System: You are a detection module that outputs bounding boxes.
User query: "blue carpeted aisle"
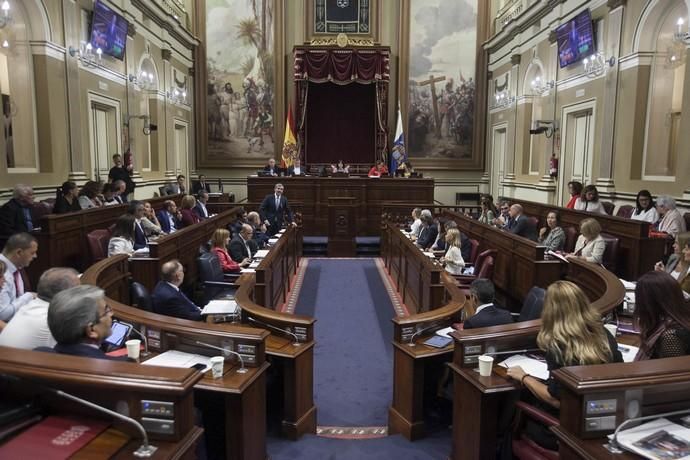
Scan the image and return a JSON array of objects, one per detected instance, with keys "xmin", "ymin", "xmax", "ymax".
[{"xmin": 267, "ymin": 258, "xmax": 450, "ymax": 459}]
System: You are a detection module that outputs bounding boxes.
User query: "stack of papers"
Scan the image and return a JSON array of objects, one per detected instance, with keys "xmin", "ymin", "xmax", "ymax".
[
  {"xmin": 613, "ymin": 418, "xmax": 690, "ymax": 460},
  {"xmin": 498, "ymin": 354, "xmax": 549, "ymax": 380},
  {"xmin": 143, "ymin": 350, "xmax": 212, "ymax": 372},
  {"xmin": 268, "ymin": 238, "xmax": 279, "ymax": 244},
  {"xmin": 620, "ymin": 279, "xmax": 637, "ymax": 290},
  {"xmin": 617, "ymin": 343, "xmax": 639, "ymax": 363},
  {"xmin": 249, "ymin": 261, "xmax": 261, "ymax": 269},
  {"xmin": 423, "ymin": 252, "xmax": 436, "ymax": 258},
  {"xmin": 201, "ymin": 299, "xmax": 238, "ymax": 315},
  {"xmin": 546, "ymin": 250, "xmax": 569, "ymax": 263},
  {"xmin": 240, "ymin": 268, "xmax": 256, "ymax": 273},
  {"xmin": 132, "ymin": 247, "xmax": 150, "ymax": 256},
  {"xmin": 435, "ymin": 326, "xmax": 456, "ymax": 338},
  {"xmin": 254, "ymin": 249, "xmax": 269, "ymax": 258}
]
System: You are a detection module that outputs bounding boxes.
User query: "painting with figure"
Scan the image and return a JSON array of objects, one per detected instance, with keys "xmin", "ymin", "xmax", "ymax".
[
  {"xmin": 206, "ymin": 0, "xmax": 274, "ymax": 160},
  {"xmin": 407, "ymin": 0, "xmax": 477, "ymax": 159}
]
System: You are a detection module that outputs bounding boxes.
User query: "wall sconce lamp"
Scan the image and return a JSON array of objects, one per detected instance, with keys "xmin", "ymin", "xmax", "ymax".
[
  {"xmin": 0, "ymin": 1, "xmax": 12, "ymax": 29},
  {"xmin": 68, "ymin": 42, "xmax": 103, "ymax": 68},
  {"xmin": 129, "ymin": 71, "xmax": 156, "ymax": 91},
  {"xmin": 530, "ymin": 76, "xmax": 555, "ymax": 96},
  {"xmin": 494, "ymin": 90, "xmax": 515, "ymax": 109},
  {"xmin": 167, "ymin": 87, "xmax": 187, "ymax": 104},
  {"xmin": 583, "ymin": 52, "xmax": 616, "ymax": 78},
  {"xmin": 674, "ymin": 18, "xmax": 690, "ymax": 45}
]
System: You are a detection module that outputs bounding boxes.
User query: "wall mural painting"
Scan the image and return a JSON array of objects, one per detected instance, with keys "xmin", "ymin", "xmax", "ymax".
[
  {"xmin": 407, "ymin": 0, "xmax": 477, "ymax": 159},
  {"xmin": 206, "ymin": 0, "xmax": 275, "ymax": 160}
]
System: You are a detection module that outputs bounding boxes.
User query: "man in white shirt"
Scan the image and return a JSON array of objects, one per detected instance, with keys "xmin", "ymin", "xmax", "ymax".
[
  {"xmin": 0, "ymin": 232, "xmax": 38, "ymax": 322},
  {"xmin": 194, "ymin": 191, "xmax": 210, "ymax": 220},
  {"xmin": 0, "ymin": 267, "xmax": 80, "ymax": 349}
]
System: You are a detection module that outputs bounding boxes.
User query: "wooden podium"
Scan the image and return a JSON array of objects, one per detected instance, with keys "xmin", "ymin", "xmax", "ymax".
[{"xmin": 328, "ymin": 197, "xmax": 357, "ymax": 257}]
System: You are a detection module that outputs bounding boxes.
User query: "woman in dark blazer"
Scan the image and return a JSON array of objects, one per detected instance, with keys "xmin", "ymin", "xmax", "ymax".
[{"xmin": 53, "ymin": 182, "xmax": 81, "ymax": 214}]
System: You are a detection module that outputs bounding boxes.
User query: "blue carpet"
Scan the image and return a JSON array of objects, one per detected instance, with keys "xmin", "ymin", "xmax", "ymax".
[{"xmin": 295, "ymin": 258, "xmax": 394, "ymax": 426}]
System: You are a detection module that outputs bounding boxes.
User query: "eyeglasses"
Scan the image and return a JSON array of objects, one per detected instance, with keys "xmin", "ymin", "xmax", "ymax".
[{"xmin": 100, "ymin": 304, "xmax": 113, "ymax": 318}]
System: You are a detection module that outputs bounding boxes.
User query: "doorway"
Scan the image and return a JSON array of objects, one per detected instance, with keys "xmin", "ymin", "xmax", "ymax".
[
  {"xmin": 88, "ymin": 93, "xmax": 121, "ymax": 182},
  {"xmin": 491, "ymin": 124, "xmax": 507, "ymax": 199},
  {"xmin": 558, "ymin": 101, "xmax": 595, "ymax": 205}
]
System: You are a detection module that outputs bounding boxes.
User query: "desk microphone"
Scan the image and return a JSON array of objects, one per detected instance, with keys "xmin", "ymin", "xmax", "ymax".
[
  {"xmin": 408, "ymin": 322, "xmax": 444, "ymax": 347},
  {"xmin": 247, "ymin": 316, "xmax": 301, "ymax": 346},
  {"xmin": 0, "ymin": 373, "xmax": 157, "ymax": 457},
  {"xmin": 130, "ymin": 325, "xmax": 150, "ymax": 358},
  {"xmin": 482, "ymin": 348, "xmax": 541, "ymax": 357},
  {"xmin": 194, "ymin": 340, "xmax": 248, "ymax": 374}
]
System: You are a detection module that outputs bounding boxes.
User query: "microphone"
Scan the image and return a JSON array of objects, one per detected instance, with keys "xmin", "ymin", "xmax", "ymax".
[
  {"xmin": 482, "ymin": 348, "xmax": 541, "ymax": 357},
  {"xmin": 247, "ymin": 316, "xmax": 301, "ymax": 346},
  {"xmin": 130, "ymin": 325, "xmax": 150, "ymax": 358},
  {"xmin": 408, "ymin": 322, "xmax": 445, "ymax": 347},
  {"xmin": 0, "ymin": 373, "xmax": 158, "ymax": 457},
  {"xmin": 194, "ymin": 340, "xmax": 248, "ymax": 374}
]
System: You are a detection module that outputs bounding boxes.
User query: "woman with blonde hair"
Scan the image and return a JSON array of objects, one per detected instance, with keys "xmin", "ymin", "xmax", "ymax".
[
  {"xmin": 210, "ymin": 228, "xmax": 248, "ymax": 273},
  {"xmin": 567, "ymin": 218, "xmax": 605, "ymax": 264},
  {"xmin": 180, "ymin": 195, "xmax": 200, "ymax": 227},
  {"xmin": 440, "ymin": 228, "xmax": 465, "ymax": 275},
  {"xmin": 506, "ymin": 281, "xmax": 622, "ymax": 450}
]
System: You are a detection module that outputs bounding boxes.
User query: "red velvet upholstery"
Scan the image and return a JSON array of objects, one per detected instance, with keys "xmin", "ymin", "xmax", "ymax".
[
  {"xmin": 87, "ymin": 229, "xmax": 111, "ymax": 264},
  {"xmin": 453, "ymin": 249, "xmax": 497, "ymax": 286},
  {"xmin": 601, "ymin": 201, "xmax": 615, "ymax": 215},
  {"xmin": 600, "ymin": 232, "xmax": 620, "ymax": 273},
  {"xmin": 563, "ymin": 226, "xmax": 578, "ymax": 253},
  {"xmin": 469, "ymin": 239, "xmax": 479, "ymax": 264},
  {"xmin": 512, "ymin": 401, "xmax": 559, "ymax": 460},
  {"xmin": 616, "ymin": 204, "xmax": 634, "ymax": 219}
]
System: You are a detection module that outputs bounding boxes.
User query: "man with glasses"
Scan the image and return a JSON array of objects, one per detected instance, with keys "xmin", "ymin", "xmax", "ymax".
[
  {"xmin": 230, "ymin": 224, "xmax": 257, "ymax": 263},
  {"xmin": 45, "ymin": 285, "xmax": 126, "ymax": 360},
  {"xmin": 151, "ymin": 260, "xmax": 202, "ymax": 321}
]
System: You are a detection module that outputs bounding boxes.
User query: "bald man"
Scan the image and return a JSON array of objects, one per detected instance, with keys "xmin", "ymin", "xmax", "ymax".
[{"xmin": 151, "ymin": 260, "xmax": 202, "ymax": 321}]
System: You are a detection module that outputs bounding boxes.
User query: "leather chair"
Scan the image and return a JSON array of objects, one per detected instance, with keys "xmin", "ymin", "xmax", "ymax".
[
  {"xmin": 197, "ymin": 252, "xmax": 238, "ymax": 305},
  {"xmin": 159, "ymin": 186, "xmax": 169, "ymax": 196},
  {"xmin": 469, "ymin": 239, "xmax": 480, "ymax": 265},
  {"xmin": 600, "ymin": 232, "xmax": 620, "ymax": 273},
  {"xmin": 563, "ymin": 226, "xmax": 578, "ymax": 253},
  {"xmin": 601, "ymin": 201, "xmax": 615, "ymax": 215},
  {"xmin": 616, "ymin": 204, "xmax": 634, "ymax": 219},
  {"xmin": 454, "ymin": 249, "xmax": 497, "ymax": 287},
  {"xmin": 86, "ymin": 229, "xmax": 111, "ymax": 264},
  {"xmin": 684, "ymin": 213, "xmax": 690, "ymax": 233},
  {"xmin": 516, "ymin": 286, "xmax": 546, "ymax": 322},
  {"xmin": 512, "ymin": 401, "xmax": 559, "ymax": 460},
  {"xmin": 130, "ymin": 282, "xmax": 152, "ymax": 312}
]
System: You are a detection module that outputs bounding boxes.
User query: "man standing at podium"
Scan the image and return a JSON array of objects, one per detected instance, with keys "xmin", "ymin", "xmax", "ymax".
[{"xmin": 259, "ymin": 183, "xmax": 294, "ymax": 236}]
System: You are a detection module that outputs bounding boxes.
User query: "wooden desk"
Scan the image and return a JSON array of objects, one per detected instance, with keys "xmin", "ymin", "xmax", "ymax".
[
  {"xmin": 246, "ymin": 176, "xmax": 434, "ymax": 235},
  {"xmin": 0, "ymin": 346, "xmax": 203, "ymax": 458},
  {"xmin": 129, "ymin": 206, "xmax": 239, "ymax": 291},
  {"xmin": 510, "ymin": 198, "xmax": 667, "ymax": 280},
  {"xmin": 27, "ymin": 195, "xmax": 182, "ymax": 285},
  {"xmin": 83, "ymin": 256, "xmax": 270, "ymax": 460},
  {"xmin": 382, "ymin": 224, "xmax": 467, "ymax": 440},
  {"xmin": 448, "ymin": 259, "xmax": 625, "ymax": 460},
  {"xmin": 552, "ymin": 355, "xmax": 690, "ymax": 460}
]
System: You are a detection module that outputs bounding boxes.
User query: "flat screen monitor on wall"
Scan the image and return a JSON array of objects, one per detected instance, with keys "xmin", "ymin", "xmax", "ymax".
[
  {"xmin": 90, "ymin": 0, "xmax": 128, "ymax": 61},
  {"xmin": 556, "ymin": 9, "xmax": 595, "ymax": 68}
]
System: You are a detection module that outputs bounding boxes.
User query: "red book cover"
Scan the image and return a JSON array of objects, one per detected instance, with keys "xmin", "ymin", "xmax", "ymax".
[{"xmin": 0, "ymin": 415, "xmax": 109, "ymax": 459}]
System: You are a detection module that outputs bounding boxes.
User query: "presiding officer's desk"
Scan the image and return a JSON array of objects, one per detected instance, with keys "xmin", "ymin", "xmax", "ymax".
[
  {"xmin": 381, "ymin": 223, "xmax": 467, "ymax": 440},
  {"xmin": 246, "ymin": 176, "xmax": 434, "ymax": 235},
  {"xmin": 83, "ymin": 255, "xmax": 271, "ymax": 460},
  {"xmin": 509, "ymin": 198, "xmax": 667, "ymax": 280},
  {"xmin": 448, "ymin": 259, "xmax": 625, "ymax": 460},
  {"xmin": 233, "ymin": 225, "xmax": 317, "ymax": 440},
  {"xmin": 26, "ymin": 194, "xmax": 183, "ymax": 286},
  {"xmin": 552, "ymin": 355, "xmax": 690, "ymax": 460},
  {"xmin": 0, "ymin": 346, "xmax": 203, "ymax": 458}
]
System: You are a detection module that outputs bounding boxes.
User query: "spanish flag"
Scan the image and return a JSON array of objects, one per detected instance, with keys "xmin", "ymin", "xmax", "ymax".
[{"xmin": 281, "ymin": 105, "xmax": 297, "ymax": 169}]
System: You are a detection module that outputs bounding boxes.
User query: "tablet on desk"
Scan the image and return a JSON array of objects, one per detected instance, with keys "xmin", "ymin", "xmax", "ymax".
[{"xmin": 103, "ymin": 320, "xmax": 132, "ymax": 348}]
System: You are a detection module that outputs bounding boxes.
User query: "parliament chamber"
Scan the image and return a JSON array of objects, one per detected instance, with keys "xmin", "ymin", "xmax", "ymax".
[{"xmin": 1, "ymin": 0, "xmax": 690, "ymax": 459}]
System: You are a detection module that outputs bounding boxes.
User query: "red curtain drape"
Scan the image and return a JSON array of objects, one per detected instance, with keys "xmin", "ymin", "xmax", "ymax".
[{"xmin": 294, "ymin": 46, "xmax": 390, "ymax": 165}]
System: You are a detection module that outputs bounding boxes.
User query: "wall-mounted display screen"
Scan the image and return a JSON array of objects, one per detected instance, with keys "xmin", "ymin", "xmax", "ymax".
[
  {"xmin": 90, "ymin": 0, "xmax": 128, "ymax": 61},
  {"xmin": 556, "ymin": 9, "xmax": 595, "ymax": 68}
]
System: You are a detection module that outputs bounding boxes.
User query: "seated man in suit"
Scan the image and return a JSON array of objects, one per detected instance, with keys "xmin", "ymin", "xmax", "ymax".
[
  {"xmin": 194, "ymin": 191, "xmax": 211, "ymax": 220},
  {"xmin": 192, "ymin": 174, "xmax": 212, "ymax": 195},
  {"xmin": 463, "ymin": 279, "xmax": 514, "ymax": 329},
  {"xmin": 157, "ymin": 200, "xmax": 181, "ymax": 233},
  {"xmin": 0, "ymin": 267, "xmax": 80, "ymax": 349},
  {"xmin": 0, "ymin": 233, "xmax": 38, "ymax": 322},
  {"xmin": 505, "ymin": 204, "xmax": 537, "ymax": 241},
  {"xmin": 46, "ymin": 285, "xmax": 126, "ymax": 360},
  {"xmin": 151, "ymin": 260, "xmax": 202, "ymax": 321},
  {"xmin": 165, "ymin": 174, "xmax": 187, "ymax": 195},
  {"xmin": 230, "ymin": 224, "xmax": 257, "ymax": 263},
  {"xmin": 259, "ymin": 183, "xmax": 294, "ymax": 236},
  {"xmin": 263, "ymin": 158, "xmax": 280, "ymax": 176},
  {"xmin": 111, "ymin": 180, "xmax": 127, "ymax": 204},
  {"xmin": 286, "ymin": 158, "xmax": 306, "ymax": 176},
  {"xmin": 127, "ymin": 200, "xmax": 148, "ymax": 250},
  {"xmin": 415, "ymin": 214, "xmax": 438, "ymax": 250},
  {"xmin": 0, "ymin": 184, "xmax": 36, "ymax": 236},
  {"xmin": 247, "ymin": 211, "xmax": 269, "ymax": 248}
]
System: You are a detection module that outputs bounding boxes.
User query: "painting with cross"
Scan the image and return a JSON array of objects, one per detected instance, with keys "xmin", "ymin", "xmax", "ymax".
[{"xmin": 406, "ymin": 0, "xmax": 477, "ymax": 160}]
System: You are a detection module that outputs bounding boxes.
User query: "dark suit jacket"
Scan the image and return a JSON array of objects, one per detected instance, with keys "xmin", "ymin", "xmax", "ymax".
[
  {"xmin": 192, "ymin": 181, "xmax": 212, "ymax": 195},
  {"xmin": 229, "ymin": 235, "xmax": 252, "ymax": 262},
  {"xmin": 53, "ymin": 196, "xmax": 81, "ymax": 214},
  {"xmin": 151, "ymin": 281, "xmax": 202, "ymax": 321},
  {"xmin": 460, "ymin": 232, "xmax": 472, "ymax": 261},
  {"xmin": 259, "ymin": 194, "xmax": 293, "ymax": 236},
  {"xmin": 0, "ymin": 199, "xmax": 33, "ymax": 236},
  {"xmin": 262, "ymin": 165, "xmax": 281, "ymax": 176},
  {"xmin": 507, "ymin": 215, "xmax": 537, "ymax": 241},
  {"xmin": 53, "ymin": 343, "xmax": 128, "ymax": 361},
  {"xmin": 133, "ymin": 221, "xmax": 147, "ymax": 250},
  {"xmin": 416, "ymin": 224, "xmax": 438, "ymax": 250},
  {"xmin": 193, "ymin": 202, "xmax": 210, "ymax": 220},
  {"xmin": 157, "ymin": 210, "xmax": 180, "ymax": 233},
  {"xmin": 286, "ymin": 166, "xmax": 305, "ymax": 176},
  {"xmin": 464, "ymin": 304, "xmax": 514, "ymax": 329},
  {"xmin": 180, "ymin": 209, "xmax": 200, "ymax": 228}
]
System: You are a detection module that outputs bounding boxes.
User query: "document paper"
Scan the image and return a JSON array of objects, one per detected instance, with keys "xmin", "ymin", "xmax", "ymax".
[
  {"xmin": 614, "ymin": 418, "xmax": 690, "ymax": 460},
  {"xmin": 498, "ymin": 354, "xmax": 549, "ymax": 380},
  {"xmin": 143, "ymin": 350, "xmax": 212, "ymax": 372},
  {"xmin": 201, "ymin": 299, "xmax": 238, "ymax": 315}
]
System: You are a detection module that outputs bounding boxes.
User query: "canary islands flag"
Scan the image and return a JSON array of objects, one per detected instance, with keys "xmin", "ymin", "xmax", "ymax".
[
  {"xmin": 281, "ymin": 105, "xmax": 298, "ymax": 169},
  {"xmin": 390, "ymin": 104, "xmax": 407, "ymax": 173}
]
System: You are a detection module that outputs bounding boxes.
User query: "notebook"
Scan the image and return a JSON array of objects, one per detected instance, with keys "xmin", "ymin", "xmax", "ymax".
[{"xmin": 423, "ymin": 336, "xmax": 453, "ymax": 348}]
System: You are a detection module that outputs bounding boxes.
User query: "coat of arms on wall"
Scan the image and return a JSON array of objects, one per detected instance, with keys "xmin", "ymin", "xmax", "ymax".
[{"xmin": 307, "ymin": 0, "xmax": 379, "ymax": 43}]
